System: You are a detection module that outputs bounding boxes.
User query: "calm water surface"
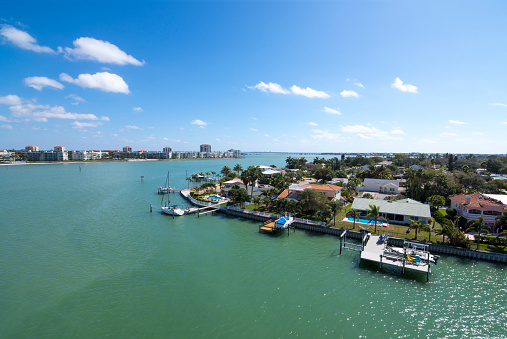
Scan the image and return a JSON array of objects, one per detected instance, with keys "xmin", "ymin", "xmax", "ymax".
[{"xmin": 0, "ymin": 155, "xmax": 505, "ymax": 338}]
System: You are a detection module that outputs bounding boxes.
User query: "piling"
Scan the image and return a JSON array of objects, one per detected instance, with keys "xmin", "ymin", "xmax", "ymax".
[{"xmin": 150, "ymin": 204, "xmax": 152, "ymax": 213}]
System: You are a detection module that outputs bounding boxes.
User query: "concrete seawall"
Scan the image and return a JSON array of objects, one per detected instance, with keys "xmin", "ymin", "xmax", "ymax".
[{"xmin": 181, "ymin": 190, "xmax": 507, "ymax": 263}]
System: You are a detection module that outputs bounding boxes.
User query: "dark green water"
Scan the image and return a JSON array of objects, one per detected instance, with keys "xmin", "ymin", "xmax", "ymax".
[{"xmin": 0, "ymin": 155, "xmax": 505, "ymax": 338}]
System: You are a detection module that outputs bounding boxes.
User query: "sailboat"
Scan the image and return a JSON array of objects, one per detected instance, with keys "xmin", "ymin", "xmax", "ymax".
[{"xmin": 160, "ymin": 171, "xmax": 184, "ymax": 216}]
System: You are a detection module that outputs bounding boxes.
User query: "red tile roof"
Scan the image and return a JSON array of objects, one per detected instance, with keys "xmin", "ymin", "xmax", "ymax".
[{"xmin": 451, "ymin": 193, "xmax": 506, "ymax": 208}]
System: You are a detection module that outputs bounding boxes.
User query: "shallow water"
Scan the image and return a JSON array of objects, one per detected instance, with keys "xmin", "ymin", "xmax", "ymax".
[{"xmin": 0, "ymin": 155, "xmax": 505, "ymax": 338}]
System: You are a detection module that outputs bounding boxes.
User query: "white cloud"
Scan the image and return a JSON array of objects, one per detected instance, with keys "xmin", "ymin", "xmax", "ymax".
[
  {"xmin": 0, "ymin": 115, "xmax": 10, "ymax": 122},
  {"xmin": 1, "ymin": 124, "xmax": 13, "ymax": 129},
  {"xmin": 391, "ymin": 129, "xmax": 406, "ymax": 135},
  {"xmin": 248, "ymin": 82, "xmax": 329, "ymax": 98},
  {"xmin": 191, "ymin": 119, "xmax": 208, "ymax": 128},
  {"xmin": 441, "ymin": 132, "xmax": 457, "ymax": 137},
  {"xmin": 290, "ymin": 85, "xmax": 330, "ymax": 98},
  {"xmin": 71, "ymin": 121, "xmax": 103, "ymax": 129},
  {"xmin": 489, "ymin": 103, "xmax": 507, "ymax": 107},
  {"xmin": 65, "ymin": 94, "xmax": 86, "ymax": 105},
  {"xmin": 306, "ymin": 122, "xmax": 318, "ymax": 126},
  {"xmin": 133, "ymin": 107, "xmax": 143, "ymax": 112},
  {"xmin": 311, "ymin": 129, "xmax": 348, "ymax": 142},
  {"xmin": 391, "ymin": 77, "xmax": 418, "ymax": 93},
  {"xmin": 354, "ymin": 82, "xmax": 365, "ymax": 88},
  {"xmin": 250, "ymin": 128, "xmax": 259, "ymax": 132},
  {"xmin": 449, "ymin": 120, "xmax": 466, "ymax": 125},
  {"xmin": 6, "ymin": 99, "xmax": 109, "ymax": 122},
  {"xmin": 24, "ymin": 76, "xmax": 64, "ymax": 91},
  {"xmin": 503, "ymin": 122, "xmax": 507, "ymax": 125},
  {"xmin": 60, "ymin": 72, "xmax": 129, "ymax": 94},
  {"xmin": 61, "ymin": 37, "xmax": 144, "ymax": 66},
  {"xmin": 264, "ymin": 134, "xmax": 270, "ymax": 137},
  {"xmin": 248, "ymin": 81, "xmax": 290, "ymax": 94},
  {"xmin": 340, "ymin": 125, "xmax": 404, "ymax": 140},
  {"xmin": 125, "ymin": 125, "xmax": 143, "ymax": 130},
  {"xmin": 340, "ymin": 90, "xmax": 359, "ymax": 98},
  {"xmin": 0, "ymin": 24, "xmax": 54, "ymax": 53},
  {"xmin": 0, "ymin": 94, "xmax": 22, "ymax": 105},
  {"xmin": 323, "ymin": 107, "xmax": 341, "ymax": 115},
  {"xmin": 472, "ymin": 132, "xmax": 484, "ymax": 136}
]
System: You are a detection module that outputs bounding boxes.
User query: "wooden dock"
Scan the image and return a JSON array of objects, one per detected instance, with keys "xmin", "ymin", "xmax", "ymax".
[{"xmin": 360, "ymin": 235, "xmax": 432, "ymax": 279}]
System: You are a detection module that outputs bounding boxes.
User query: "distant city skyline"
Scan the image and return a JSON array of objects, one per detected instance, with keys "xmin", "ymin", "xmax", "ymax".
[{"xmin": 1, "ymin": 1, "xmax": 507, "ymax": 153}]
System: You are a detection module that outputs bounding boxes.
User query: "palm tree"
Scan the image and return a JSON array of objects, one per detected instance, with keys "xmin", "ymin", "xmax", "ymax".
[
  {"xmin": 233, "ymin": 164, "xmax": 243, "ymax": 175},
  {"xmin": 252, "ymin": 196, "xmax": 261, "ymax": 210},
  {"xmin": 346, "ymin": 208, "xmax": 360, "ymax": 229},
  {"xmin": 495, "ymin": 212, "xmax": 507, "ymax": 233},
  {"xmin": 366, "ymin": 204, "xmax": 382, "ymax": 233},
  {"xmin": 408, "ymin": 219, "xmax": 429, "ymax": 241},
  {"xmin": 421, "ymin": 223, "xmax": 432, "ymax": 242},
  {"xmin": 328, "ymin": 200, "xmax": 343, "ymax": 226},
  {"xmin": 466, "ymin": 216, "xmax": 490, "ymax": 250},
  {"xmin": 221, "ymin": 166, "xmax": 231, "ymax": 177}
]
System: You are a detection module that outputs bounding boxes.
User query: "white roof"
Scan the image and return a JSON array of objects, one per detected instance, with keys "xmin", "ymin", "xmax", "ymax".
[
  {"xmin": 262, "ymin": 169, "xmax": 281, "ymax": 175},
  {"xmin": 258, "ymin": 165, "xmax": 272, "ymax": 169}
]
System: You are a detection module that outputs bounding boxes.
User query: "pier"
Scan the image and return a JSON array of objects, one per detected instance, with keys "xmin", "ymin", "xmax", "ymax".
[{"xmin": 344, "ymin": 233, "xmax": 434, "ymax": 281}]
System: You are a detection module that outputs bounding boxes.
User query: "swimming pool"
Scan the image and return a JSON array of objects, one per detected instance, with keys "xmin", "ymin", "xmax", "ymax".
[
  {"xmin": 208, "ymin": 195, "xmax": 221, "ymax": 200},
  {"xmin": 345, "ymin": 217, "xmax": 387, "ymax": 226}
]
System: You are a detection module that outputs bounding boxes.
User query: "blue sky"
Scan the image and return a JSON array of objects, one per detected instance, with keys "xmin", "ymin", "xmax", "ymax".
[{"xmin": 1, "ymin": 1, "xmax": 507, "ymax": 153}]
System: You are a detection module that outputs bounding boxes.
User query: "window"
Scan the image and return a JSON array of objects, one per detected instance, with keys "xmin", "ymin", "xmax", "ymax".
[
  {"xmin": 390, "ymin": 188, "xmax": 394, "ymax": 191},
  {"xmin": 468, "ymin": 209, "xmax": 481, "ymax": 214},
  {"xmin": 483, "ymin": 211, "xmax": 500, "ymax": 216},
  {"xmin": 410, "ymin": 216, "xmax": 419, "ymax": 221}
]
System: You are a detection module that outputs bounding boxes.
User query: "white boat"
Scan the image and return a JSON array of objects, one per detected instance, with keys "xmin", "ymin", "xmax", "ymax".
[
  {"xmin": 158, "ymin": 186, "xmax": 175, "ymax": 194},
  {"xmin": 161, "ymin": 205, "xmax": 185, "ymax": 216},
  {"xmin": 275, "ymin": 215, "xmax": 294, "ymax": 229}
]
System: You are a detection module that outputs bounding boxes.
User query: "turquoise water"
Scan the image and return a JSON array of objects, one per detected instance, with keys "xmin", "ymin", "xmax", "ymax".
[
  {"xmin": 346, "ymin": 217, "xmax": 387, "ymax": 226},
  {"xmin": 0, "ymin": 155, "xmax": 506, "ymax": 338},
  {"xmin": 209, "ymin": 195, "xmax": 221, "ymax": 200}
]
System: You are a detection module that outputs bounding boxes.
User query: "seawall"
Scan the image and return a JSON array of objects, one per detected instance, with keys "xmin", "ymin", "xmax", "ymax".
[{"xmin": 180, "ymin": 189, "xmax": 507, "ymax": 263}]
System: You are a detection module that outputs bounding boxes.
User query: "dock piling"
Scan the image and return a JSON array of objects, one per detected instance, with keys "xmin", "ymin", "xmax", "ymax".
[{"xmin": 150, "ymin": 204, "xmax": 152, "ymax": 213}]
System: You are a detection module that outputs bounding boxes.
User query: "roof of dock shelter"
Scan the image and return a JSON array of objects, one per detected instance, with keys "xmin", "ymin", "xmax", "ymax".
[{"xmin": 351, "ymin": 197, "xmax": 431, "ymax": 219}]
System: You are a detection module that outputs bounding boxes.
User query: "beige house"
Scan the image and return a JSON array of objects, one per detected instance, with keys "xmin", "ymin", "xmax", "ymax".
[{"xmin": 278, "ymin": 183, "xmax": 342, "ymax": 201}]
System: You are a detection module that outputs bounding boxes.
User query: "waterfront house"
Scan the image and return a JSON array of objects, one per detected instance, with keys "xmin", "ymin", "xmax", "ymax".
[
  {"xmin": 450, "ymin": 193, "xmax": 507, "ymax": 229},
  {"xmin": 278, "ymin": 183, "xmax": 342, "ymax": 201},
  {"xmin": 351, "ymin": 197, "xmax": 431, "ymax": 225},
  {"xmin": 357, "ymin": 178, "xmax": 405, "ymax": 194}
]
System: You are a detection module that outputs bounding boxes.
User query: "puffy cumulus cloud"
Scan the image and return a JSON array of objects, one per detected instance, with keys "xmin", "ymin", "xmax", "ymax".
[
  {"xmin": 248, "ymin": 81, "xmax": 290, "ymax": 94},
  {"xmin": 24, "ymin": 76, "xmax": 64, "ymax": 91},
  {"xmin": 0, "ymin": 94, "xmax": 22, "ymax": 105},
  {"xmin": 290, "ymin": 85, "xmax": 330, "ymax": 98},
  {"xmin": 340, "ymin": 90, "xmax": 359, "ymax": 98},
  {"xmin": 60, "ymin": 72, "xmax": 130, "ymax": 94},
  {"xmin": 340, "ymin": 125, "xmax": 405, "ymax": 140},
  {"xmin": 391, "ymin": 77, "xmax": 418, "ymax": 93},
  {"xmin": 248, "ymin": 82, "xmax": 330, "ymax": 98},
  {"xmin": 61, "ymin": 37, "xmax": 144, "ymax": 66},
  {"xmin": 0, "ymin": 24, "xmax": 55, "ymax": 53},
  {"xmin": 306, "ymin": 122, "xmax": 318, "ymax": 126},
  {"xmin": 0, "ymin": 115, "xmax": 10, "ymax": 122},
  {"xmin": 133, "ymin": 107, "xmax": 144, "ymax": 112},
  {"xmin": 449, "ymin": 120, "xmax": 466, "ymax": 125},
  {"xmin": 71, "ymin": 121, "xmax": 103, "ymax": 129},
  {"xmin": 191, "ymin": 119, "xmax": 208, "ymax": 128},
  {"xmin": 323, "ymin": 107, "xmax": 341, "ymax": 115}
]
